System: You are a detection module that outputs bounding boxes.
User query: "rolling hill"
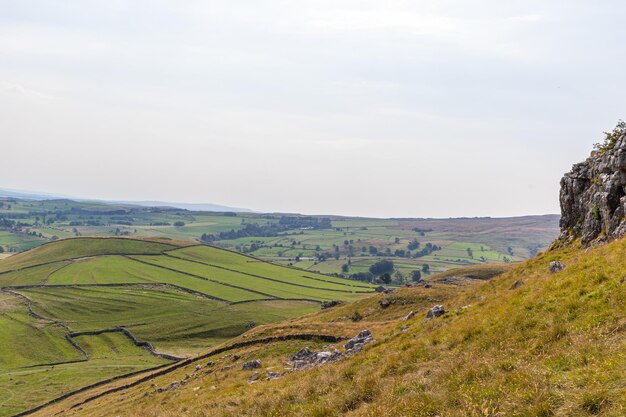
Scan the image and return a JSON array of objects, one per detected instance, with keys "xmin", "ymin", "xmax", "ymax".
[
  {"xmin": 0, "ymin": 237, "xmax": 375, "ymax": 416},
  {"xmin": 25, "ymin": 233, "xmax": 626, "ymax": 417}
]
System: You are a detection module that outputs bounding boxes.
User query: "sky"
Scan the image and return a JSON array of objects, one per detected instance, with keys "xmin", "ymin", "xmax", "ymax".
[{"xmin": 1, "ymin": 1, "xmax": 626, "ymax": 218}]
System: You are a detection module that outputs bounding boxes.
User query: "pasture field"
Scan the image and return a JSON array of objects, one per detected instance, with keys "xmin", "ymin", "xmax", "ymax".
[
  {"xmin": 0, "ymin": 331, "xmax": 169, "ymax": 417},
  {"xmin": 0, "ymin": 236, "xmax": 369, "ymax": 415},
  {"xmin": 0, "ymin": 197, "xmax": 559, "ymax": 280},
  {"xmin": 33, "ymin": 235, "xmax": 626, "ymax": 417}
]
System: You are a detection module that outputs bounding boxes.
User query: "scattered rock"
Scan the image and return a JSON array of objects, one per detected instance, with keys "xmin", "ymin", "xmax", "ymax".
[
  {"xmin": 266, "ymin": 372, "xmax": 281, "ymax": 380},
  {"xmin": 232, "ymin": 354, "xmax": 241, "ymax": 361},
  {"xmin": 549, "ymin": 261, "xmax": 566, "ymax": 273},
  {"xmin": 288, "ymin": 330, "xmax": 373, "ymax": 370},
  {"xmin": 425, "ymin": 305, "xmax": 446, "ymax": 321},
  {"xmin": 206, "ymin": 361, "xmax": 214, "ymax": 367},
  {"xmin": 510, "ymin": 279, "xmax": 524, "ymax": 290},
  {"xmin": 424, "ymin": 283, "xmax": 433, "ymax": 288},
  {"xmin": 195, "ymin": 365, "xmax": 203, "ymax": 371},
  {"xmin": 403, "ymin": 311, "xmax": 415, "ymax": 321},
  {"xmin": 242, "ymin": 360, "xmax": 262, "ymax": 370},
  {"xmin": 321, "ymin": 300, "xmax": 341, "ymax": 309},
  {"xmin": 400, "ymin": 326, "xmax": 409, "ymax": 332},
  {"xmin": 375, "ymin": 285, "xmax": 389, "ymax": 293},
  {"xmin": 220, "ymin": 365, "xmax": 232, "ymax": 372},
  {"xmin": 344, "ymin": 330, "xmax": 373, "ymax": 354},
  {"xmin": 379, "ymin": 297, "xmax": 395, "ymax": 309},
  {"xmin": 248, "ymin": 371, "xmax": 262, "ymax": 382},
  {"xmin": 170, "ymin": 382, "xmax": 180, "ymax": 390}
]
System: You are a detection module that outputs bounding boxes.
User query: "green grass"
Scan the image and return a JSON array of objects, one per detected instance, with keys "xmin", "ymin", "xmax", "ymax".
[
  {"xmin": 0, "ymin": 236, "xmax": 352, "ymax": 415},
  {"xmin": 0, "ymin": 331, "xmax": 169, "ymax": 417},
  {"xmin": 0, "ymin": 261, "xmax": 70, "ymax": 286},
  {"xmin": 46, "ymin": 255, "xmax": 263, "ymax": 302},
  {"xmin": 0, "ymin": 292, "xmax": 80, "ymax": 369},
  {"xmin": 0, "ymin": 237, "xmax": 177, "ymax": 273},
  {"xmin": 19, "ymin": 285, "xmax": 319, "ymax": 354},
  {"xmin": 168, "ymin": 245, "xmax": 377, "ymax": 288},
  {"xmin": 62, "ymin": 236, "xmax": 626, "ymax": 417},
  {"xmin": 131, "ymin": 254, "xmax": 365, "ymax": 301}
]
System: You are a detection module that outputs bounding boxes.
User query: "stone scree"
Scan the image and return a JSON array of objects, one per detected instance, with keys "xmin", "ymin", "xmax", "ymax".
[{"xmin": 289, "ymin": 330, "xmax": 374, "ymax": 370}]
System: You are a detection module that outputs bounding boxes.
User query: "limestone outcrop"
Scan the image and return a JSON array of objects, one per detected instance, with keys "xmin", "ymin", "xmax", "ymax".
[{"xmin": 559, "ymin": 133, "xmax": 626, "ymax": 244}]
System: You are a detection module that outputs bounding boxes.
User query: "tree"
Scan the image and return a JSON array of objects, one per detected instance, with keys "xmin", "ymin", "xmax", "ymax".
[
  {"xmin": 341, "ymin": 263, "xmax": 350, "ymax": 273},
  {"xmin": 407, "ymin": 239, "xmax": 420, "ymax": 250},
  {"xmin": 507, "ymin": 246, "xmax": 514, "ymax": 256},
  {"xmin": 0, "ymin": 246, "xmax": 4, "ymax": 253},
  {"xmin": 350, "ymin": 272, "xmax": 374, "ymax": 282},
  {"xmin": 368, "ymin": 246, "xmax": 378, "ymax": 255},
  {"xmin": 394, "ymin": 237, "xmax": 400, "ymax": 244},
  {"xmin": 379, "ymin": 273, "xmax": 392, "ymax": 284},
  {"xmin": 594, "ymin": 120, "xmax": 626, "ymax": 152},
  {"xmin": 421, "ymin": 264, "xmax": 430, "ymax": 274},
  {"xmin": 411, "ymin": 270, "xmax": 422, "ymax": 282},
  {"xmin": 466, "ymin": 248, "xmax": 473, "ymax": 258},
  {"xmin": 174, "ymin": 221, "xmax": 185, "ymax": 227},
  {"xmin": 369, "ymin": 259, "xmax": 394, "ymax": 275}
]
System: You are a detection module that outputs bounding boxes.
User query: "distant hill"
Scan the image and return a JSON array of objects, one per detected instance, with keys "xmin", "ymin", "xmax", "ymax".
[{"xmin": 0, "ymin": 187, "xmax": 251, "ymax": 213}]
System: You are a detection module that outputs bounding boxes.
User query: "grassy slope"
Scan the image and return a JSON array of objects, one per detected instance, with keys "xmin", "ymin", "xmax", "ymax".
[
  {"xmin": 0, "ymin": 237, "xmax": 178, "ymax": 272},
  {"xmin": 47, "ymin": 237, "xmax": 626, "ymax": 417},
  {"xmin": 20, "ymin": 286, "xmax": 318, "ymax": 354},
  {"xmin": 0, "ymin": 237, "xmax": 367, "ymax": 415},
  {"xmin": 168, "ymin": 245, "xmax": 377, "ymax": 289},
  {"xmin": 0, "ymin": 332, "xmax": 169, "ymax": 417},
  {"xmin": 47, "ymin": 255, "xmax": 265, "ymax": 302},
  {"xmin": 130, "ymin": 255, "xmax": 364, "ymax": 302}
]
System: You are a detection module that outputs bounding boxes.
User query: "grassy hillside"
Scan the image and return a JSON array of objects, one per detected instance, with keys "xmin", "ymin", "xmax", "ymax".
[
  {"xmin": 0, "ymin": 237, "xmax": 375, "ymax": 416},
  {"xmin": 35, "ymin": 237, "xmax": 625, "ymax": 417}
]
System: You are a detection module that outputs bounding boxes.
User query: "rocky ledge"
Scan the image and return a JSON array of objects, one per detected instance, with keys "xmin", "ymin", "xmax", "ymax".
[{"xmin": 559, "ymin": 132, "xmax": 626, "ymax": 245}]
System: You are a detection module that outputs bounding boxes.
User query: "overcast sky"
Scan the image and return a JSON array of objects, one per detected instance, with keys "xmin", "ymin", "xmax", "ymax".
[{"xmin": 1, "ymin": 1, "xmax": 625, "ymax": 217}]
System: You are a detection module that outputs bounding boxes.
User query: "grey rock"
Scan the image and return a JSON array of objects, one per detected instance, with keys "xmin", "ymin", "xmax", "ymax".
[
  {"xmin": 375, "ymin": 285, "xmax": 389, "ymax": 293},
  {"xmin": 404, "ymin": 311, "xmax": 415, "ymax": 321},
  {"xmin": 549, "ymin": 261, "xmax": 566, "ymax": 273},
  {"xmin": 379, "ymin": 297, "xmax": 394, "ymax": 309},
  {"xmin": 400, "ymin": 325, "xmax": 409, "ymax": 332},
  {"xmin": 509, "ymin": 279, "xmax": 524, "ymax": 290},
  {"xmin": 266, "ymin": 372, "xmax": 281, "ymax": 380},
  {"xmin": 320, "ymin": 300, "xmax": 341, "ymax": 309},
  {"xmin": 288, "ymin": 330, "xmax": 373, "ymax": 370},
  {"xmin": 559, "ymin": 133, "xmax": 626, "ymax": 245},
  {"xmin": 242, "ymin": 359, "xmax": 262, "ymax": 370},
  {"xmin": 425, "ymin": 305, "xmax": 446, "ymax": 321}
]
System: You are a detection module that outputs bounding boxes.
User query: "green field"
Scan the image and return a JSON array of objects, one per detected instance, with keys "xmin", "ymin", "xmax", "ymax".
[
  {"xmin": 0, "ymin": 197, "xmax": 559, "ymax": 282},
  {"xmin": 0, "ymin": 236, "xmax": 373, "ymax": 416}
]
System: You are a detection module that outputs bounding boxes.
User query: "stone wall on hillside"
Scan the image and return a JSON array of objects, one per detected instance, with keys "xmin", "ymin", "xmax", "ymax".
[{"xmin": 559, "ymin": 133, "xmax": 626, "ymax": 245}]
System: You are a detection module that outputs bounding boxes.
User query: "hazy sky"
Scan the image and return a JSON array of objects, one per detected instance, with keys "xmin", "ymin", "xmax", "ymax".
[{"xmin": 2, "ymin": 1, "xmax": 626, "ymax": 217}]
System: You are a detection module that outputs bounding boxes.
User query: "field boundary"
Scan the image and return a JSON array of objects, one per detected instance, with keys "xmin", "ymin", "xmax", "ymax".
[
  {"xmin": 163, "ymin": 252, "xmax": 372, "ymax": 294},
  {"xmin": 4, "ymin": 282, "xmax": 230, "ymax": 303},
  {"xmin": 125, "ymin": 255, "xmax": 279, "ymax": 300},
  {"xmin": 165, "ymin": 242, "xmax": 376, "ymax": 284},
  {"xmin": 13, "ymin": 333, "xmax": 344, "ymax": 417}
]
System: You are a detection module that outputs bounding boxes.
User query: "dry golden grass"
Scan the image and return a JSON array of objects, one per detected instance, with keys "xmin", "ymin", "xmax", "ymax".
[{"xmin": 32, "ymin": 238, "xmax": 626, "ymax": 417}]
